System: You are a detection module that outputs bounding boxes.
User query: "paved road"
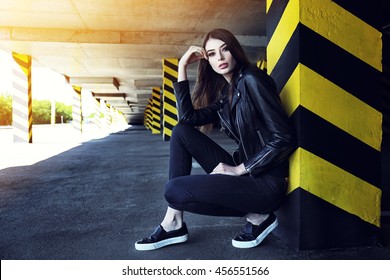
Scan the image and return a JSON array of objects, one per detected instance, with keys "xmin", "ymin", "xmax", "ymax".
[{"xmin": 0, "ymin": 125, "xmax": 389, "ymax": 260}]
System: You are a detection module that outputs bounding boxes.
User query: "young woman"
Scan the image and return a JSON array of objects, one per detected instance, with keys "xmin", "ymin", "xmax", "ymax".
[{"xmin": 135, "ymin": 28, "xmax": 294, "ymax": 251}]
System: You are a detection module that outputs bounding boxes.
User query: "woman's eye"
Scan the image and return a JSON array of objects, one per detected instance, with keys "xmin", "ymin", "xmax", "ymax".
[
  {"xmin": 207, "ymin": 52, "xmax": 215, "ymax": 57},
  {"xmin": 222, "ymin": 47, "xmax": 229, "ymax": 52}
]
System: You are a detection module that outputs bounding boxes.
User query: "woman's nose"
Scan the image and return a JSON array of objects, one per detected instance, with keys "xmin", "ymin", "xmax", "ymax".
[{"xmin": 218, "ymin": 51, "xmax": 225, "ymax": 61}]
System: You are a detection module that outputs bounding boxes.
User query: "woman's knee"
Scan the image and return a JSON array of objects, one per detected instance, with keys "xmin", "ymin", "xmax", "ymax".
[
  {"xmin": 164, "ymin": 178, "xmax": 182, "ymax": 204},
  {"xmin": 171, "ymin": 124, "xmax": 196, "ymax": 141}
]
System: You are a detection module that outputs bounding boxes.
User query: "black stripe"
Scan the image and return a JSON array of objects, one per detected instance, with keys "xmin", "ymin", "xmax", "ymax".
[
  {"xmin": 266, "ymin": 0, "xmax": 289, "ymax": 42},
  {"xmin": 164, "ymin": 60, "xmax": 178, "ymax": 72},
  {"xmin": 332, "ymin": 0, "xmax": 382, "ymax": 31},
  {"xmin": 164, "ymin": 72, "xmax": 177, "ymax": 83},
  {"xmin": 291, "ymin": 106, "xmax": 381, "ymax": 186},
  {"xmin": 269, "ymin": 24, "xmax": 300, "ymax": 94},
  {"xmin": 271, "ymin": 24, "xmax": 382, "ymax": 111},
  {"xmin": 276, "ymin": 188, "xmax": 379, "ymax": 250},
  {"xmin": 164, "ymin": 96, "xmax": 177, "ymax": 108},
  {"xmin": 164, "ymin": 121, "xmax": 175, "ymax": 131},
  {"xmin": 163, "ymin": 84, "xmax": 175, "ymax": 95},
  {"xmin": 164, "ymin": 109, "xmax": 178, "ymax": 121},
  {"xmin": 300, "ymin": 24, "xmax": 381, "ymax": 111},
  {"xmin": 152, "ymin": 124, "xmax": 160, "ymax": 131}
]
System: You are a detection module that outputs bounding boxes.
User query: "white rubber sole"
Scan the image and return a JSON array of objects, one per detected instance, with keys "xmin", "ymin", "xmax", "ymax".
[
  {"xmin": 135, "ymin": 234, "xmax": 189, "ymax": 251},
  {"xmin": 232, "ymin": 219, "xmax": 278, "ymax": 249}
]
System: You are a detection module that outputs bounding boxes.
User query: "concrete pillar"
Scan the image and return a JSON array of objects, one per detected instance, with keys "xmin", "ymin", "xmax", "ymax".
[
  {"xmin": 151, "ymin": 87, "xmax": 161, "ymax": 135},
  {"xmin": 94, "ymin": 98, "xmax": 102, "ymax": 129},
  {"xmin": 12, "ymin": 52, "xmax": 32, "ymax": 143},
  {"xmin": 72, "ymin": 86, "xmax": 82, "ymax": 133},
  {"xmin": 144, "ymin": 97, "xmax": 153, "ymax": 131},
  {"xmin": 257, "ymin": 59, "xmax": 267, "ymax": 72},
  {"xmin": 106, "ymin": 103, "xmax": 111, "ymax": 126},
  {"xmin": 162, "ymin": 58, "xmax": 178, "ymax": 141},
  {"xmin": 266, "ymin": 0, "xmax": 382, "ymax": 250}
]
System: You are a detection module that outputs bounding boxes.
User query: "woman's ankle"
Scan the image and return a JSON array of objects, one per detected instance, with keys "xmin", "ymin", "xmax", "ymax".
[
  {"xmin": 245, "ymin": 213, "xmax": 268, "ymax": 226},
  {"xmin": 161, "ymin": 220, "xmax": 182, "ymax": 232}
]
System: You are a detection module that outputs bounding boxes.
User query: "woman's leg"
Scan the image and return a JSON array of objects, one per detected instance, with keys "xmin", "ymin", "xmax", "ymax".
[
  {"xmin": 160, "ymin": 206, "xmax": 184, "ymax": 231},
  {"xmin": 169, "ymin": 124, "xmax": 235, "ymax": 179},
  {"xmin": 165, "ymin": 173, "xmax": 287, "ymax": 217}
]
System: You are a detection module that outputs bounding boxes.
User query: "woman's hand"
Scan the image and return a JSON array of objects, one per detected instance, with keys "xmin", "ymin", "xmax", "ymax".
[
  {"xmin": 178, "ymin": 46, "xmax": 208, "ymax": 82},
  {"xmin": 179, "ymin": 46, "xmax": 208, "ymax": 67},
  {"xmin": 210, "ymin": 163, "xmax": 248, "ymax": 176}
]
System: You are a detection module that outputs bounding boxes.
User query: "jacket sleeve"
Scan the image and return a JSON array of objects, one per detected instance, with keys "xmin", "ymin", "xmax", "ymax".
[
  {"xmin": 173, "ymin": 80, "xmax": 219, "ymax": 126},
  {"xmin": 242, "ymin": 71, "xmax": 294, "ymax": 175}
]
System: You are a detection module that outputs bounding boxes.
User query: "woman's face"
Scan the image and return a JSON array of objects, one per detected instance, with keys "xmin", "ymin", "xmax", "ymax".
[{"xmin": 205, "ymin": 38, "xmax": 237, "ymax": 82}]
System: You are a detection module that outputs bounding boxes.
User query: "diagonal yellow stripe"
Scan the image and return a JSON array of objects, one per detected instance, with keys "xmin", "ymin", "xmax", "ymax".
[
  {"xmin": 12, "ymin": 52, "xmax": 32, "ymax": 77},
  {"xmin": 164, "ymin": 102, "xmax": 178, "ymax": 115},
  {"xmin": 163, "ymin": 90, "xmax": 177, "ymax": 102},
  {"xmin": 280, "ymin": 64, "xmax": 382, "ymax": 151},
  {"xmin": 268, "ymin": 0, "xmax": 382, "ymax": 73},
  {"xmin": 267, "ymin": 0, "xmax": 299, "ymax": 74},
  {"xmin": 164, "ymin": 115, "xmax": 178, "ymax": 127},
  {"xmin": 288, "ymin": 148, "xmax": 381, "ymax": 227},
  {"xmin": 164, "ymin": 66, "xmax": 178, "ymax": 79},
  {"xmin": 301, "ymin": 0, "xmax": 382, "ymax": 71},
  {"xmin": 266, "ymin": 0, "xmax": 274, "ymax": 13}
]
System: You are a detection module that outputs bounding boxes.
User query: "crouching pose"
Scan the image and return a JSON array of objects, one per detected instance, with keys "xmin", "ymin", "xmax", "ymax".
[{"xmin": 135, "ymin": 28, "xmax": 294, "ymax": 250}]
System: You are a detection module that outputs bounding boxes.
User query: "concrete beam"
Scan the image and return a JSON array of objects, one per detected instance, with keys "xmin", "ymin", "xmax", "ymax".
[
  {"xmin": 0, "ymin": 27, "xmax": 267, "ymax": 47},
  {"xmin": 92, "ymin": 93, "xmax": 125, "ymax": 100}
]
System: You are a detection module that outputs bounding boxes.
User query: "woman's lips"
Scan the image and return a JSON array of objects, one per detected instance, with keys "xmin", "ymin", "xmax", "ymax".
[{"xmin": 219, "ymin": 63, "xmax": 228, "ymax": 69}]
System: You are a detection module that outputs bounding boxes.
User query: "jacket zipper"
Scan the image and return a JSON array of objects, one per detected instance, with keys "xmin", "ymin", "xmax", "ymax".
[
  {"xmin": 257, "ymin": 130, "xmax": 265, "ymax": 146},
  {"xmin": 217, "ymin": 110, "xmax": 240, "ymax": 143},
  {"xmin": 235, "ymin": 108, "xmax": 249, "ymax": 160}
]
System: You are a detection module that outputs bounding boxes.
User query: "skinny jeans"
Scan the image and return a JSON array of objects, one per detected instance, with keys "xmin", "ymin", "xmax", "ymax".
[{"xmin": 165, "ymin": 124, "xmax": 287, "ymax": 217}]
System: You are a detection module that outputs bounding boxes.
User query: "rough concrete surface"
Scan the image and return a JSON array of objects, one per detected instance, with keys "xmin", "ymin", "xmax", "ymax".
[{"xmin": 0, "ymin": 125, "xmax": 389, "ymax": 260}]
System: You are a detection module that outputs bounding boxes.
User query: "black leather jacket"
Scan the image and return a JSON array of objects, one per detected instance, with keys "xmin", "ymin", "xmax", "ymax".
[{"xmin": 173, "ymin": 65, "xmax": 294, "ymax": 177}]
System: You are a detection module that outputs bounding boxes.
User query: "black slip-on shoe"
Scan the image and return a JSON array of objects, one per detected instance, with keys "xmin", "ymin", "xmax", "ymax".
[
  {"xmin": 232, "ymin": 213, "xmax": 278, "ymax": 249},
  {"xmin": 135, "ymin": 223, "xmax": 189, "ymax": 251}
]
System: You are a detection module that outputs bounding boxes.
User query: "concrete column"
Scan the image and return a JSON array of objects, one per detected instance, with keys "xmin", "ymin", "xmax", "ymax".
[
  {"xmin": 94, "ymin": 98, "xmax": 102, "ymax": 129},
  {"xmin": 105, "ymin": 103, "xmax": 111, "ymax": 126},
  {"xmin": 266, "ymin": 0, "xmax": 382, "ymax": 250},
  {"xmin": 72, "ymin": 86, "xmax": 83, "ymax": 133},
  {"xmin": 12, "ymin": 52, "xmax": 32, "ymax": 143},
  {"xmin": 144, "ymin": 97, "xmax": 153, "ymax": 131},
  {"xmin": 162, "ymin": 58, "xmax": 178, "ymax": 141},
  {"xmin": 151, "ymin": 87, "xmax": 161, "ymax": 135}
]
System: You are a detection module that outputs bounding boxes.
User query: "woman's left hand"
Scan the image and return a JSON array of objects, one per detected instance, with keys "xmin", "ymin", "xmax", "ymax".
[{"xmin": 210, "ymin": 163, "xmax": 247, "ymax": 176}]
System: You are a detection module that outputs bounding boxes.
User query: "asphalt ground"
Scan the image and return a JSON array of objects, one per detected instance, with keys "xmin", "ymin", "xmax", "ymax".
[{"xmin": 0, "ymin": 125, "xmax": 390, "ymax": 260}]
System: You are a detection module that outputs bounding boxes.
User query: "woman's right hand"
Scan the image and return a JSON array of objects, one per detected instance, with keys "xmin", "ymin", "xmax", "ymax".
[{"xmin": 179, "ymin": 46, "xmax": 208, "ymax": 67}]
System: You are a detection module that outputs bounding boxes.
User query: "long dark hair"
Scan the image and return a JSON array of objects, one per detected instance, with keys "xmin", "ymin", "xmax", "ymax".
[{"xmin": 192, "ymin": 28, "xmax": 251, "ymax": 133}]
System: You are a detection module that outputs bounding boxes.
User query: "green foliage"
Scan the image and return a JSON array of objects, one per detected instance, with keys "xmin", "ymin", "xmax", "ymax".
[
  {"xmin": 0, "ymin": 93, "xmax": 73, "ymax": 125},
  {"xmin": 32, "ymin": 100, "xmax": 73, "ymax": 124},
  {"xmin": 55, "ymin": 102, "xmax": 72, "ymax": 123},
  {"xmin": 32, "ymin": 99, "xmax": 51, "ymax": 124},
  {"xmin": 0, "ymin": 94, "xmax": 12, "ymax": 125}
]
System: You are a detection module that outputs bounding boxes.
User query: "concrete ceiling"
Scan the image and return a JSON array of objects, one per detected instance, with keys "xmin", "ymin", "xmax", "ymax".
[{"xmin": 0, "ymin": 0, "xmax": 267, "ymax": 123}]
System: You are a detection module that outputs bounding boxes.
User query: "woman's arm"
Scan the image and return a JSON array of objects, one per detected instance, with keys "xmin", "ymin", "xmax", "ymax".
[
  {"xmin": 178, "ymin": 46, "xmax": 207, "ymax": 82},
  {"xmin": 242, "ymin": 69, "xmax": 294, "ymax": 176}
]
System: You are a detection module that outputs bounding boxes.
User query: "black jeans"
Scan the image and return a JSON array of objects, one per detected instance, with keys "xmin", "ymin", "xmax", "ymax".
[{"xmin": 165, "ymin": 124, "xmax": 287, "ymax": 217}]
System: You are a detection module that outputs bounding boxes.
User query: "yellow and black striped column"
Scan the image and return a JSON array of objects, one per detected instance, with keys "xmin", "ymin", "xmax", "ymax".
[
  {"xmin": 257, "ymin": 59, "xmax": 267, "ymax": 73},
  {"xmin": 144, "ymin": 97, "xmax": 153, "ymax": 130},
  {"xmin": 162, "ymin": 58, "xmax": 178, "ymax": 141},
  {"xmin": 94, "ymin": 98, "xmax": 102, "ymax": 129},
  {"xmin": 151, "ymin": 87, "xmax": 161, "ymax": 134},
  {"xmin": 72, "ymin": 86, "xmax": 83, "ymax": 133},
  {"xmin": 12, "ymin": 52, "xmax": 32, "ymax": 143},
  {"xmin": 267, "ymin": 0, "xmax": 382, "ymax": 250}
]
